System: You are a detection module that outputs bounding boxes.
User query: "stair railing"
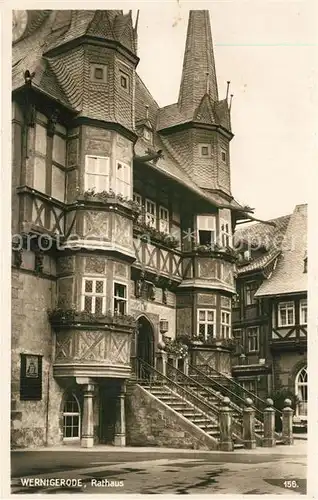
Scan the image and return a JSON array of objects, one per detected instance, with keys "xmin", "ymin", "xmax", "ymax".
[
  {"xmin": 189, "ymin": 363, "xmax": 282, "ymax": 423},
  {"xmin": 135, "ymin": 358, "xmax": 220, "ymax": 424}
]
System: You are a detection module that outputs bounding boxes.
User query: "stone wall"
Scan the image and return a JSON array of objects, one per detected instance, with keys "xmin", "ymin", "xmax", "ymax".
[
  {"xmin": 126, "ymin": 384, "xmax": 217, "ymax": 450},
  {"xmin": 11, "ymin": 269, "xmax": 65, "ymax": 448},
  {"xmin": 272, "ymin": 351, "xmax": 307, "ymax": 392}
]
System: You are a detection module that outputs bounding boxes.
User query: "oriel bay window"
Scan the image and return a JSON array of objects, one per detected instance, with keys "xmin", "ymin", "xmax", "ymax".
[
  {"xmin": 278, "ymin": 301, "xmax": 295, "ymax": 327},
  {"xmin": 247, "ymin": 326, "xmax": 259, "ymax": 352},
  {"xmin": 196, "ymin": 215, "xmax": 216, "ymax": 247},
  {"xmin": 300, "ymin": 299, "xmax": 307, "ymax": 325},
  {"xmin": 197, "ymin": 309, "xmax": 216, "ymax": 339},
  {"xmin": 114, "ymin": 282, "xmax": 128, "ymax": 315},
  {"xmin": 85, "ymin": 155, "xmax": 110, "ymax": 192},
  {"xmin": 220, "ymin": 311, "xmax": 231, "ymax": 338},
  {"xmin": 220, "ymin": 220, "xmax": 231, "ymax": 248},
  {"xmin": 81, "ymin": 278, "xmax": 106, "ymax": 314}
]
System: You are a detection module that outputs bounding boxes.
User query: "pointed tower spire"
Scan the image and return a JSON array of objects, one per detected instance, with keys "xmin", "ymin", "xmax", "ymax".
[{"xmin": 178, "ymin": 10, "xmax": 218, "ymax": 117}]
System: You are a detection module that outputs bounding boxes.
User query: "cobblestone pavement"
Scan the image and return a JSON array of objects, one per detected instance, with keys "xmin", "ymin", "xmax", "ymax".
[{"xmin": 11, "ymin": 441, "xmax": 307, "ymax": 495}]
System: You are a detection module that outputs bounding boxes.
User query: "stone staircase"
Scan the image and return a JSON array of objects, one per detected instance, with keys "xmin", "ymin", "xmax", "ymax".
[
  {"xmin": 138, "ymin": 381, "xmax": 244, "ymax": 450},
  {"xmin": 134, "ymin": 358, "xmax": 284, "ymax": 450}
]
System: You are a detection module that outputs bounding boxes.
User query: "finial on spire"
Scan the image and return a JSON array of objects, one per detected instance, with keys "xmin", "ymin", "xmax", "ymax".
[
  {"xmin": 134, "ymin": 9, "xmax": 140, "ymax": 31},
  {"xmin": 229, "ymin": 94, "xmax": 234, "ymax": 112},
  {"xmin": 226, "ymin": 81, "xmax": 231, "ymax": 101}
]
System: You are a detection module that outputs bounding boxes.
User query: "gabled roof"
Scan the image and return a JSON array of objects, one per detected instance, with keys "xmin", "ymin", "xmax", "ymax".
[
  {"xmin": 234, "ymin": 214, "xmax": 291, "ymax": 276},
  {"xmin": 254, "ymin": 204, "xmax": 307, "ymax": 296}
]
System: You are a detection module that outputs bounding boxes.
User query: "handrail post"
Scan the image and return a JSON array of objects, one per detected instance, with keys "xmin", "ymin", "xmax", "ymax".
[
  {"xmin": 262, "ymin": 398, "xmax": 276, "ymax": 447},
  {"xmin": 219, "ymin": 397, "xmax": 234, "ymax": 451},
  {"xmin": 282, "ymin": 399, "xmax": 294, "ymax": 445},
  {"xmin": 243, "ymin": 398, "xmax": 256, "ymax": 449}
]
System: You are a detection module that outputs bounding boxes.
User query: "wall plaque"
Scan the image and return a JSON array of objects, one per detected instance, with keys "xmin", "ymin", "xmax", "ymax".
[{"xmin": 20, "ymin": 354, "xmax": 42, "ymax": 401}]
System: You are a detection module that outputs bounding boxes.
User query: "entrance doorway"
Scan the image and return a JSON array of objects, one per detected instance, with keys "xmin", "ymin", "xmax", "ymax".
[{"xmin": 136, "ymin": 316, "xmax": 154, "ymax": 377}]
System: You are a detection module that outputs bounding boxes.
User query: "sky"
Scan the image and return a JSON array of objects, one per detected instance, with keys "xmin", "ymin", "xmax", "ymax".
[{"xmin": 129, "ymin": 0, "xmax": 316, "ymax": 220}]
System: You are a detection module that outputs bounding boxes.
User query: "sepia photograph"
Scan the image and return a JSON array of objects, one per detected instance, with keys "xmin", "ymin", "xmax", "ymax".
[{"xmin": 5, "ymin": 0, "xmax": 316, "ymax": 495}]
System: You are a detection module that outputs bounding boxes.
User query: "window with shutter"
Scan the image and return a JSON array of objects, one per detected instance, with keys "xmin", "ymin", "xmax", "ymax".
[{"xmin": 115, "ymin": 160, "xmax": 131, "ymax": 198}]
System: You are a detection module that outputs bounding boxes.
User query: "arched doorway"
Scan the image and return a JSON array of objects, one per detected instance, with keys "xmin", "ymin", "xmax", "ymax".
[
  {"xmin": 62, "ymin": 392, "xmax": 81, "ymax": 442},
  {"xmin": 136, "ymin": 316, "xmax": 155, "ymax": 377},
  {"xmin": 295, "ymin": 366, "xmax": 307, "ymax": 417}
]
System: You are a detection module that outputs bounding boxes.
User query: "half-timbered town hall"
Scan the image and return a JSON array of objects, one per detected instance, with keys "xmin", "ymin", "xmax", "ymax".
[{"xmin": 11, "ymin": 9, "xmax": 307, "ymax": 449}]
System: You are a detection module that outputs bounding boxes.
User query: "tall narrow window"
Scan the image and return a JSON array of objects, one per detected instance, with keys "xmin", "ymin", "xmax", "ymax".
[
  {"xmin": 81, "ymin": 278, "xmax": 106, "ymax": 314},
  {"xmin": 233, "ymin": 328, "xmax": 243, "ymax": 353},
  {"xmin": 247, "ymin": 326, "xmax": 259, "ymax": 352},
  {"xmin": 245, "ymin": 282, "xmax": 258, "ymax": 306},
  {"xmin": 295, "ymin": 366, "xmax": 307, "ymax": 417},
  {"xmin": 114, "ymin": 282, "xmax": 128, "ymax": 315},
  {"xmin": 300, "ymin": 299, "xmax": 307, "ymax": 325},
  {"xmin": 278, "ymin": 301, "xmax": 295, "ymax": 327},
  {"xmin": 197, "ymin": 215, "xmax": 216, "ymax": 246},
  {"xmin": 220, "ymin": 220, "xmax": 231, "ymax": 247},
  {"xmin": 85, "ymin": 155, "xmax": 110, "ymax": 192},
  {"xmin": 159, "ymin": 206, "xmax": 169, "ymax": 234},
  {"xmin": 197, "ymin": 309, "xmax": 216, "ymax": 339},
  {"xmin": 115, "ymin": 160, "xmax": 131, "ymax": 198},
  {"xmin": 63, "ymin": 393, "xmax": 80, "ymax": 440},
  {"xmin": 221, "ymin": 311, "xmax": 231, "ymax": 338},
  {"xmin": 145, "ymin": 199, "xmax": 156, "ymax": 228}
]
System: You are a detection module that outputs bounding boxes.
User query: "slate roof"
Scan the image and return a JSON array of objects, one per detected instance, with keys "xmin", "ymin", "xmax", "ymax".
[
  {"xmin": 234, "ymin": 215, "xmax": 291, "ymax": 275},
  {"xmin": 12, "ymin": 9, "xmax": 260, "ymax": 219},
  {"xmin": 254, "ymin": 204, "xmax": 307, "ymax": 296}
]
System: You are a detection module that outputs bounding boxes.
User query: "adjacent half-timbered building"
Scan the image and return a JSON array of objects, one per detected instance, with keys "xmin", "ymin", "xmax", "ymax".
[{"xmin": 233, "ymin": 204, "xmax": 307, "ymax": 425}]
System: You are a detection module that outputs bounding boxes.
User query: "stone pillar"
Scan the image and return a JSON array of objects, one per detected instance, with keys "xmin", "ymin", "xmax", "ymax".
[
  {"xmin": 262, "ymin": 398, "xmax": 276, "ymax": 447},
  {"xmin": 184, "ymin": 356, "xmax": 189, "ymax": 377},
  {"xmin": 282, "ymin": 399, "xmax": 294, "ymax": 445},
  {"xmin": 81, "ymin": 383, "xmax": 95, "ymax": 448},
  {"xmin": 243, "ymin": 398, "xmax": 256, "ymax": 449},
  {"xmin": 161, "ymin": 351, "xmax": 168, "ymax": 377},
  {"xmin": 219, "ymin": 397, "xmax": 234, "ymax": 451},
  {"xmin": 114, "ymin": 382, "xmax": 126, "ymax": 447}
]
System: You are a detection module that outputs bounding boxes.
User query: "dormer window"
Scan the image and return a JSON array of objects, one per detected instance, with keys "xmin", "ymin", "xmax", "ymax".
[
  {"xmin": 221, "ymin": 147, "xmax": 227, "ymax": 163},
  {"xmin": 199, "ymin": 144, "xmax": 211, "ymax": 158},
  {"xmin": 119, "ymin": 71, "xmax": 129, "ymax": 92},
  {"xmin": 90, "ymin": 64, "xmax": 107, "ymax": 83}
]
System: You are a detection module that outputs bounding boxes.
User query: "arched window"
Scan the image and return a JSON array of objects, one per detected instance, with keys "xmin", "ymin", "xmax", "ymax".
[
  {"xmin": 295, "ymin": 366, "xmax": 307, "ymax": 417},
  {"xmin": 63, "ymin": 393, "xmax": 81, "ymax": 440}
]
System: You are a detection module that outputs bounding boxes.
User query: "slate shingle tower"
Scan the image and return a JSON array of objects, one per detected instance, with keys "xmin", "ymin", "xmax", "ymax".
[{"xmin": 11, "ymin": 9, "xmax": 256, "ymax": 449}]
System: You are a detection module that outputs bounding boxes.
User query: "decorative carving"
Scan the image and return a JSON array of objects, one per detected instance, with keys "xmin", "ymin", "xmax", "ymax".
[
  {"xmin": 135, "ymin": 279, "xmax": 142, "ymax": 298},
  {"xmin": 149, "ymin": 283, "xmax": 156, "ymax": 301},
  {"xmin": 221, "ymin": 296, "xmax": 232, "ymax": 309},
  {"xmin": 162, "ymin": 288, "xmax": 167, "ymax": 305},
  {"xmin": 57, "ymin": 256, "xmax": 74, "ymax": 275},
  {"xmin": 198, "ymin": 259, "xmax": 217, "ymax": 278},
  {"xmin": 197, "ymin": 293, "xmax": 217, "ymax": 306},
  {"xmin": 34, "ymin": 251, "xmax": 44, "ymax": 274},
  {"xmin": 55, "ymin": 330, "xmax": 131, "ymax": 365},
  {"xmin": 85, "ymin": 256, "xmax": 106, "ymax": 274},
  {"xmin": 83, "ymin": 211, "xmax": 110, "ymax": 239},
  {"xmin": 13, "ymin": 248, "xmax": 23, "ymax": 268},
  {"xmin": 114, "ymin": 261, "xmax": 128, "ymax": 278},
  {"xmin": 47, "ymin": 109, "xmax": 59, "ymax": 137},
  {"xmin": 113, "ymin": 214, "xmax": 132, "ymax": 248}
]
